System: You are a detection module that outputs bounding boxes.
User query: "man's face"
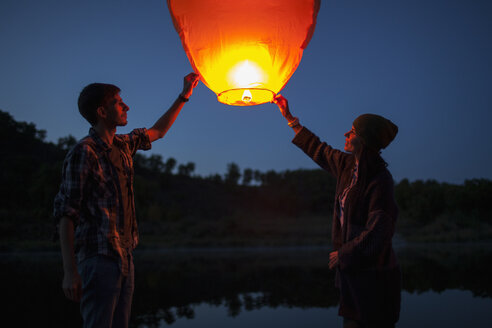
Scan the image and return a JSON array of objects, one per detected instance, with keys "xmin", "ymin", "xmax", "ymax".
[{"xmin": 104, "ymin": 94, "xmax": 129, "ymax": 127}]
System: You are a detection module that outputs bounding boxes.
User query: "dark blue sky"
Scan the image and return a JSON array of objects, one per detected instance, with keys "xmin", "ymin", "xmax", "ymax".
[{"xmin": 1, "ymin": 0, "xmax": 491, "ymax": 183}]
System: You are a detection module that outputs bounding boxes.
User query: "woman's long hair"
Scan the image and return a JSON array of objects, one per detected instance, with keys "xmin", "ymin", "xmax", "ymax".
[
  {"xmin": 358, "ymin": 147, "xmax": 387, "ymax": 184},
  {"xmin": 349, "ymin": 146, "xmax": 388, "ymax": 210}
]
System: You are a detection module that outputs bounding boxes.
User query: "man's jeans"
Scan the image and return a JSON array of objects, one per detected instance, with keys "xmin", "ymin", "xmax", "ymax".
[{"xmin": 78, "ymin": 254, "xmax": 134, "ymax": 328}]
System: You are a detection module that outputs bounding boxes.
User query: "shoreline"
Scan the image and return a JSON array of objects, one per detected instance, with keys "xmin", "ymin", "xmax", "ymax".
[{"xmin": 2, "ymin": 240, "xmax": 492, "ymax": 257}]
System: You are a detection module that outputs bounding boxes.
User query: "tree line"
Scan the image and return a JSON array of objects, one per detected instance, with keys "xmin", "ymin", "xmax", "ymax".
[{"xmin": 1, "ymin": 109, "xmax": 491, "ymax": 248}]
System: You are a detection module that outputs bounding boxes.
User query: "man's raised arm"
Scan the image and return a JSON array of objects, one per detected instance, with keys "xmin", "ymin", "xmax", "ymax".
[{"xmin": 147, "ymin": 73, "xmax": 200, "ymax": 142}]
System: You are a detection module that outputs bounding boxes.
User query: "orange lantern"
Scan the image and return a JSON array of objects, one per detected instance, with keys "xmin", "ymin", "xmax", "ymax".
[{"xmin": 167, "ymin": 0, "xmax": 321, "ymax": 106}]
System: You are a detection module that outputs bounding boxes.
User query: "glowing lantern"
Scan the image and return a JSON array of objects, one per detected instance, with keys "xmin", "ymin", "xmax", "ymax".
[{"xmin": 167, "ymin": 0, "xmax": 320, "ymax": 106}]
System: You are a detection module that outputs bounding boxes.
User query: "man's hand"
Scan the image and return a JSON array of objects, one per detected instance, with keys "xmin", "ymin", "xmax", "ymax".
[
  {"xmin": 62, "ymin": 269, "xmax": 82, "ymax": 302},
  {"xmin": 59, "ymin": 217, "xmax": 82, "ymax": 301},
  {"xmin": 180, "ymin": 73, "xmax": 200, "ymax": 99},
  {"xmin": 329, "ymin": 251, "xmax": 339, "ymax": 270}
]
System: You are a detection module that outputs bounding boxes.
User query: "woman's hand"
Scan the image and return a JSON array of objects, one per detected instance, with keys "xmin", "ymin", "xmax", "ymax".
[
  {"xmin": 329, "ymin": 251, "xmax": 339, "ymax": 270},
  {"xmin": 273, "ymin": 94, "xmax": 303, "ymax": 132},
  {"xmin": 273, "ymin": 94, "xmax": 295, "ymax": 121}
]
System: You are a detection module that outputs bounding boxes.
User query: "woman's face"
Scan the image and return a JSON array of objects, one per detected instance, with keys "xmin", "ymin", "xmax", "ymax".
[{"xmin": 344, "ymin": 126, "xmax": 363, "ymax": 154}]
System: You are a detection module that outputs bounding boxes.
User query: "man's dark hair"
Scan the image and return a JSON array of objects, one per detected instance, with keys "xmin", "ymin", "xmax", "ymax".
[{"xmin": 78, "ymin": 83, "xmax": 121, "ymax": 126}]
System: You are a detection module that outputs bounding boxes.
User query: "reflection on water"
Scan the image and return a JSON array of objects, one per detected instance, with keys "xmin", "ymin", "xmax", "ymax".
[
  {"xmin": 135, "ymin": 289, "xmax": 492, "ymax": 328},
  {"xmin": 400, "ymin": 289, "xmax": 492, "ymax": 328},
  {"xmin": 131, "ymin": 247, "xmax": 338, "ymax": 327},
  {"xmin": 1, "ymin": 244, "xmax": 491, "ymax": 327},
  {"xmin": 140, "ymin": 295, "xmax": 342, "ymax": 328}
]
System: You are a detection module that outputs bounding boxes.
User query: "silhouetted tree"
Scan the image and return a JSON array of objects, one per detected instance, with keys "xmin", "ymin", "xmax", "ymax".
[
  {"xmin": 262, "ymin": 170, "xmax": 281, "ymax": 186},
  {"xmin": 164, "ymin": 157, "xmax": 177, "ymax": 174},
  {"xmin": 242, "ymin": 168, "xmax": 253, "ymax": 186},
  {"xmin": 178, "ymin": 162, "xmax": 195, "ymax": 176},
  {"xmin": 57, "ymin": 135, "xmax": 77, "ymax": 152},
  {"xmin": 147, "ymin": 154, "xmax": 165, "ymax": 173},
  {"xmin": 207, "ymin": 173, "xmax": 223, "ymax": 184},
  {"xmin": 225, "ymin": 162, "xmax": 241, "ymax": 185},
  {"xmin": 253, "ymin": 169, "xmax": 262, "ymax": 184}
]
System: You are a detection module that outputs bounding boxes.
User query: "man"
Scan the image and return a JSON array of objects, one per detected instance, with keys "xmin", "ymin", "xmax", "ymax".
[{"xmin": 53, "ymin": 73, "xmax": 199, "ymax": 328}]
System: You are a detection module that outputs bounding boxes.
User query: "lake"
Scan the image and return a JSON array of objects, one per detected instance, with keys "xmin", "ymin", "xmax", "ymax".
[{"xmin": 1, "ymin": 243, "xmax": 491, "ymax": 327}]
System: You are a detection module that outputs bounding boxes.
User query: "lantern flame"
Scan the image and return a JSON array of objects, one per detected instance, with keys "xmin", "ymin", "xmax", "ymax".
[{"xmin": 242, "ymin": 89, "xmax": 252, "ymax": 103}]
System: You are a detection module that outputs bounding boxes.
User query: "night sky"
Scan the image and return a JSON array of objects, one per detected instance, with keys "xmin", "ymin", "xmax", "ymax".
[{"xmin": 1, "ymin": 0, "xmax": 491, "ymax": 184}]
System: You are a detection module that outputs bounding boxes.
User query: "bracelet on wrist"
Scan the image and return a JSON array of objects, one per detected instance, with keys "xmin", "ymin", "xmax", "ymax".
[
  {"xmin": 288, "ymin": 117, "xmax": 300, "ymax": 127},
  {"xmin": 179, "ymin": 94, "xmax": 189, "ymax": 102}
]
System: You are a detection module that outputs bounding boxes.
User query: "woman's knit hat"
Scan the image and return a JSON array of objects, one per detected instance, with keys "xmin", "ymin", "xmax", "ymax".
[{"xmin": 353, "ymin": 114, "xmax": 398, "ymax": 150}]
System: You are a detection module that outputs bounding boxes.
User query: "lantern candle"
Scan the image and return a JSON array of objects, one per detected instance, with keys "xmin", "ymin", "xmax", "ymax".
[{"xmin": 167, "ymin": 0, "xmax": 320, "ymax": 106}]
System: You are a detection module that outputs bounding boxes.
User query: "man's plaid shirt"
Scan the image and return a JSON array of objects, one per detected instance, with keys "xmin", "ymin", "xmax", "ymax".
[{"xmin": 54, "ymin": 127, "xmax": 151, "ymax": 272}]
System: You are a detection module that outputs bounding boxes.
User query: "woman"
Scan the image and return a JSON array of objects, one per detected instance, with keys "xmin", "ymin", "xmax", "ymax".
[{"xmin": 273, "ymin": 95, "xmax": 401, "ymax": 328}]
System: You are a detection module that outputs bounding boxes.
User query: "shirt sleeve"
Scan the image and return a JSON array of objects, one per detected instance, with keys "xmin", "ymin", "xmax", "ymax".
[
  {"xmin": 292, "ymin": 126, "xmax": 351, "ymax": 178},
  {"xmin": 53, "ymin": 144, "xmax": 93, "ymax": 225},
  {"xmin": 118, "ymin": 128, "xmax": 151, "ymax": 156}
]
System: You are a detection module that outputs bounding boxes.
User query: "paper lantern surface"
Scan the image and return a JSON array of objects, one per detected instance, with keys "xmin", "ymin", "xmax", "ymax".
[{"xmin": 168, "ymin": 0, "xmax": 320, "ymax": 106}]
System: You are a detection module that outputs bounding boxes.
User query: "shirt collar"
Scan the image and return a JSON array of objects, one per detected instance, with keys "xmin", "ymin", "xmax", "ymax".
[{"xmin": 89, "ymin": 127, "xmax": 112, "ymax": 153}]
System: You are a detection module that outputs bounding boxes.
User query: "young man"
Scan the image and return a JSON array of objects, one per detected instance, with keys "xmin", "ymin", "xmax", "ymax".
[{"xmin": 53, "ymin": 73, "xmax": 199, "ymax": 328}]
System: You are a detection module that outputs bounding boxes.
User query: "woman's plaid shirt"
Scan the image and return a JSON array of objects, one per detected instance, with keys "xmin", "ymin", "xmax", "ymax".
[{"xmin": 53, "ymin": 127, "xmax": 151, "ymax": 270}]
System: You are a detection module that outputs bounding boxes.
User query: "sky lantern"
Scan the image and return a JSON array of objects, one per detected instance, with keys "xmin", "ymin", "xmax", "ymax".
[{"xmin": 167, "ymin": 0, "xmax": 321, "ymax": 106}]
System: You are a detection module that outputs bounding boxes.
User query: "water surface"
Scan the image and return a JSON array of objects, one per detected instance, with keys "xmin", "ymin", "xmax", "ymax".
[{"xmin": 2, "ymin": 243, "xmax": 491, "ymax": 327}]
